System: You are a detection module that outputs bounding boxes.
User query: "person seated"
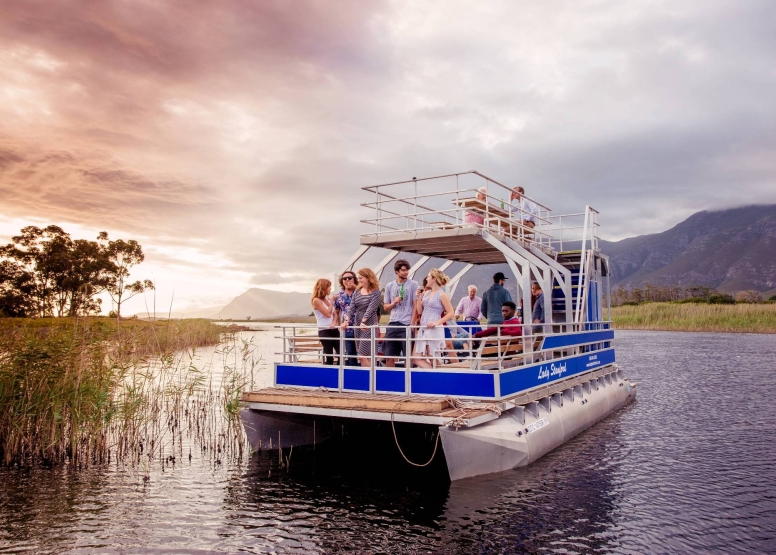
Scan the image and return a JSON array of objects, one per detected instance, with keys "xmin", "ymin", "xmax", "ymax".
[
  {"xmin": 464, "ymin": 187, "xmax": 487, "ymax": 226},
  {"xmin": 456, "ymin": 285, "xmax": 483, "ymax": 335},
  {"xmin": 531, "ymin": 282, "xmax": 545, "ymax": 335},
  {"xmin": 473, "ymin": 301, "xmax": 522, "ymax": 339},
  {"xmin": 450, "ymin": 323, "xmax": 473, "ymax": 357},
  {"xmin": 509, "ymin": 186, "xmax": 538, "ymax": 236},
  {"xmin": 443, "ymin": 321, "xmax": 459, "ymax": 364}
]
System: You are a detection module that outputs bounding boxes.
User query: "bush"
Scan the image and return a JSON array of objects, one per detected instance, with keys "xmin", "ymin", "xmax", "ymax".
[
  {"xmin": 769, "ymin": 295, "xmax": 776, "ymax": 302},
  {"xmin": 678, "ymin": 297, "xmax": 709, "ymax": 304},
  {"xmin": 735, "ymin": 290, "xmax": 762, "ymax": 304},
  {"xmin": 709, "ymin": 292, "xmax": 735, "ymax": 305}
]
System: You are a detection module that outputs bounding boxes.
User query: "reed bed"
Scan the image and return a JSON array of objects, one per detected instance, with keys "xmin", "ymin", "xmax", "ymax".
[
  {"xmin": 0, "ymin": 317, "xmax": 257, "ymax": 471},
  {"xmin": 611, "ymin": 302, "xmax": 776, "ymax": 333}
]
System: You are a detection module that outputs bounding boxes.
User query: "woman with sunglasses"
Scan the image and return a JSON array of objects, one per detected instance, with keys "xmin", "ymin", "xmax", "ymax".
[
  {"xmin": 334, "ymin": 270, "xmax": 358, "ymax": 365},
  {"xmin": 342, "ymin": 267, "xmax": 382, "ymax": 368}
]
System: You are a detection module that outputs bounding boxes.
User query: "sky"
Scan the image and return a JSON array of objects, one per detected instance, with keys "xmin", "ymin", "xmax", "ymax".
[{"xmin": 1, "ymin": 0, "xmax": 775, "ymax": 315}]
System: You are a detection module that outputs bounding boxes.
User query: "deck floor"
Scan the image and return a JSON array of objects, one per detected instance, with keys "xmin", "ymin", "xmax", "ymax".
[
  {"xmin": 242, "ymin": 366, "xmax": 622, "ymax": 423},
  {"xmin": 241, "ymin": 387, "xmax": 494, "ymax": 420}
]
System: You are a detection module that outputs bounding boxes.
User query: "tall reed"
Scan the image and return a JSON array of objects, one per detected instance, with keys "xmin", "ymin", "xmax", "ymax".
[
  {"xmin": 0, "ymin": 317, "xmax": 256, "ymax": 469},
  {"xmin": 611, "ymin": 302, "xmax": 776, "ymax": 333}
]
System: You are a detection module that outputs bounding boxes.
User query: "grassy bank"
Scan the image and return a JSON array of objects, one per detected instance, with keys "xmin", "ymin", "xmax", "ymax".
[
  {"xmin": 0, "ymin": 317, "xmax": 250, "ymax": 468},
  {"xmin": 611, "ymin": 302, "xmax": 776, "ymax": 333}
]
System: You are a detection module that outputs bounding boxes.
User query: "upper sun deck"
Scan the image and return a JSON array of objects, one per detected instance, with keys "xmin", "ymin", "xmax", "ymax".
[{"xmin": 359, "ymin": 171, "xmax": 600, "ymax": 264}]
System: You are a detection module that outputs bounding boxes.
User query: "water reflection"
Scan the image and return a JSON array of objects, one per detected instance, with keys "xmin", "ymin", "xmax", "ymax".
[{"xmin": 2, "ymin": 330, "xmax": 776, "ymax": 554}]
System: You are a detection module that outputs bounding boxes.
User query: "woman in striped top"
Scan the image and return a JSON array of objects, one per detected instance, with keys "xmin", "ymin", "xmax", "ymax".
[{"xmin": 342, "ymin": 267, "xmax": 382, "ymax": 368}]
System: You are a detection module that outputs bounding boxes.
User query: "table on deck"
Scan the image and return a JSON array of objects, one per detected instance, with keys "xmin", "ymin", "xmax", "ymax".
[{"xmin": 452, "ymin": 198, "xmax": 533, "ymax": 239}]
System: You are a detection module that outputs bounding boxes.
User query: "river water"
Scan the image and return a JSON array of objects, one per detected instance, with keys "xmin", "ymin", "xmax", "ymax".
[{"xmin": 2, "ymin": 329, "xmax": 775, "ymax": 554}]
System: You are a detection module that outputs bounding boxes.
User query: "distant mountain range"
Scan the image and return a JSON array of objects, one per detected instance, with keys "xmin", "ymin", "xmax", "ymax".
[
  {"xmin": 216, "ymin": 288, "xmax": 311, "ymax": 320},
  {"xmin": 601, "ymin": 204, "xmax": 776, "ymax": 295},
  {"xmin": 193, "ymin": 204, "xmax": 776, "ymax": 320}
]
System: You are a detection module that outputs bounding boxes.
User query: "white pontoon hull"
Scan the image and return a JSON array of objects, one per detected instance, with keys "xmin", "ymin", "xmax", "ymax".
[{"xmin": 440, "ymin": 375, "xmax": 636, "ymax": 480}]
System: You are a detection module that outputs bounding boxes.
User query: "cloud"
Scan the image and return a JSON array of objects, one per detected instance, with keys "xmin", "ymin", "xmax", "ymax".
[{"xmin": 1, "ymin": 0, "xmax": 775, "ymax": 313}]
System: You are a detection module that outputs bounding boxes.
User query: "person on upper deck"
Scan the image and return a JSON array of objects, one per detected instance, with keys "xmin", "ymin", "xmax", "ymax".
[
  {"xmin": 464, "ymin": 186, "xmax": 487, "ymax": 226},
  {"xmin": 510, "ymin": 186, "xmax": 538, "ymax": 231},
  {"xmin": 473, "ymin": 301, "xmax": 522, "ymax": 339},
  {"xmin": 311, "ymin": 279, "xmax": 339, "ymax": 365},
  {"xmin": 481, "ymin": 272, "xmax": 513, "ymax": 325},
  {"xmin": 382, "ymin": 259, "xmax": 419, "ymax": 367},
  {"xmin": 334, "ymin": 270, "xmax": 358, "ymax": 366},
  {"xmin": 531, "ymin": 281, "xmax": 545, "ymax": 334},
  {"xmin": 341, "ymin": 267, "xmax": 382, "ymax": 368},
  {"xmin": 412, "ymin": 269, "xmax": 455, "ymax": 369}
]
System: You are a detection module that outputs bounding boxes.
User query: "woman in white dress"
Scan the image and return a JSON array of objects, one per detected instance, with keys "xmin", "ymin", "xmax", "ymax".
[
  {"xmin": 311, "ymin": 278, "xmax": 339, "ymax": 365},
  {"xmin": 411, "ymin": 269, "xmax": 455, "ymax": 369}
]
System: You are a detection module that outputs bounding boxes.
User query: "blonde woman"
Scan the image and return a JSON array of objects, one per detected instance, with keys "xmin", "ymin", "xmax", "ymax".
[
  {"xmin": 312, "ymin": 278, "xmax": 339, "ymax": 365},
  {"xmin": 342, "ymin": 267, "xmax": 382, "ymax": 367},
  {"xmin": 412, "ymin": 269, "xmax": 455, "ymax": 368}
]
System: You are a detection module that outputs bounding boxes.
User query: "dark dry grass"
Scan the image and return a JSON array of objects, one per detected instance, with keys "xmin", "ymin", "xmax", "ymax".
[
  {"xmin": 611, "ymin": 302, "xmax": 776, "ymax": 333},
  {"xmin": 0, "ymin": 317, "xmax": 254, "ymax": 469}
]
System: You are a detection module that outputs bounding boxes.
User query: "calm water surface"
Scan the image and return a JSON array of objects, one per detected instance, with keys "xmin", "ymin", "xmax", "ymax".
[{"xmin": 2, "ymin": 329, "xmax": 776, "ymax": 554}]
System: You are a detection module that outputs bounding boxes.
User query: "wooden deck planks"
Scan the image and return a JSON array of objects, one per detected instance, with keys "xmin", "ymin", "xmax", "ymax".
[{"xmin": 242, "ymin": 387, "xmax": 452, "ymax": 414}]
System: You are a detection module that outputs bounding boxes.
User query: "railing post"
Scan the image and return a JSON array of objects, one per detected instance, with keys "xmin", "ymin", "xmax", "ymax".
[
  {"xmin": 375, "ymin": 190, "xmax": 380, "ymax": 236},
  {"xmin": 455, "ymin": 175, "xmax": 460, "ymax": 226},
  {"xmin": 370, "ymin": 326, "xmax": 376, "ymax": 393},
  {"xmin": 406, "ymin": 326, "xmax": 412, "ymax": 395},
  {"xmin": 339, "ymin": 327, "xmax": 344, "ymax": 391},
  {"xmin": 559, "ymin": 215, "xmax": 563, "ymax": 252},
  {"xmin": 413, "ymin": 178, "xmax": 418, "ymax": 230}
]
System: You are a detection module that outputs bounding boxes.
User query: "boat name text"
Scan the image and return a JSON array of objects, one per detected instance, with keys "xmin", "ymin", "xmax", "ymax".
[{"xmin": 537, "ymin": 362, "xmax": 568, "ymax": 381}]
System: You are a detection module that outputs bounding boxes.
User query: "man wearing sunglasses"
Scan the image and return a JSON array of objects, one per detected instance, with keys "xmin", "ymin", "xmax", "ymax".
[{"xmin": 334, "ymin": 271, "xmax": 359, "ymax": 366}]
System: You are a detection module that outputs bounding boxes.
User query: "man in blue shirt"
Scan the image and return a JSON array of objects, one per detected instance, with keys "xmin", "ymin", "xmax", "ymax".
[
  {"xmin": 382, "ymin": 259, "xmax": 419, "ymax": 367},
  {"xmin": 480, "ymin": 272, "xmax": 513, "ymax": 325}
]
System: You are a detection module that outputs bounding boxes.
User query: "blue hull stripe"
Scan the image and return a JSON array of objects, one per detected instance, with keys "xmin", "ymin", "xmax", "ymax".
[
  {"xmin": 411, "ymin": 371, "xmax": 495, "ymax": 398},
  {"xmin": 276, "ymin": 365, "xmax": 338, "ymax": 389},
  {"xmin": 376, "ymin": 370, "xmax": 406, "ymax": 393},
  {"xmin": 499, "ymin": 349, "xmax": 616, "ymax": 397},
  {"xmin": 541, "ymin": 330, "xmax": 614, "ymax": 350},
  {"xmin": 275, "ymin": 349, "xmax": 615, "ymax": 399},
  {"xmin": 344, "ymin": 369, "xmax": 370, "ymax": 391}
]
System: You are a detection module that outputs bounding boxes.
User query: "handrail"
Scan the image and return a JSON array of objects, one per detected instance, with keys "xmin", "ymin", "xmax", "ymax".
[
  {"xmin": 357, "ymin": 172, "xmax": 601, "ymax": 254},
  {"xmin": 275, "ymin": 321, "xmax": 614, "ymax": 383}
]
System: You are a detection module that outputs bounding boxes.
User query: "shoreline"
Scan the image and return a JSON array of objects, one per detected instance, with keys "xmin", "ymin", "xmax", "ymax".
[
  {"xmin": 613, "ymin": 326, "xmax": 776, "ymax": 334},
  {"xmin": 212, "ymin": 303, "xmax": 776, "ymax": 334}
]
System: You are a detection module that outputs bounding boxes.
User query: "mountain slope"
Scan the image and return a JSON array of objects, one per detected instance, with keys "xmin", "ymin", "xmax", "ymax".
[
  {"xmin": 600, "ymin": 205, "xmax": 776, "ymax": 292},
  {"xmin": 217, "ymin": 288, "xmax": 311, "ymax": 319}
]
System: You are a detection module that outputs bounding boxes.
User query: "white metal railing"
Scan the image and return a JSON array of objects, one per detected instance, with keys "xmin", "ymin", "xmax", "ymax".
[
  {"xmin": 275, "ymin": 320, "xmax": 614, "ymax": 393},
  {"xmin": 359, "ymin": 171, "xmax": 601, "ymax": 255},
  {"xmin": 361, "ymin": 171, "xmax": 553, "ymax": 248}
]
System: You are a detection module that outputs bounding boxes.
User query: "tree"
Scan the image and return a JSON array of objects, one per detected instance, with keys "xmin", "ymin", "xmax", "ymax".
[
  {"xmin": 0, "ymin": 258, "xmax": 36, "ymax": 317},
  {"xmin": 0, "ymin": 226, "xmax": 152, "ymax": 318},
  {"xmin": 4, "ymin": 225, "xmax": 73, "ymax": 316},
  {"xmin": 735, "ymin": 290, "xmax": 762, "ymax": 304},
  {"xmin": 103, "ymin": 237, "xmax": 154, "ymax": 317}
]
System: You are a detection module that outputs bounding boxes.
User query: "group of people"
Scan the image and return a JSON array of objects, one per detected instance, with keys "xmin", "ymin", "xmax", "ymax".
[
  {"xmin": 310, "ymin": 259, "xmax": 547, "ymax": 368},
  {"xmin": 464, "ymin": 185, "xmax": 539, "ymax": 233}
]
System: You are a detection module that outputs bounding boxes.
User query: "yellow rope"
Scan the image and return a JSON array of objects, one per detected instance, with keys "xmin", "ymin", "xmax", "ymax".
[{"xmin": 390, "ymin": 400, "xmax": 441, "ymax": 467}]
